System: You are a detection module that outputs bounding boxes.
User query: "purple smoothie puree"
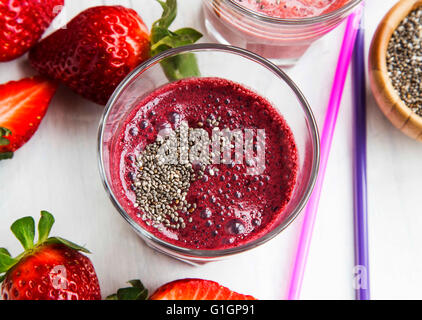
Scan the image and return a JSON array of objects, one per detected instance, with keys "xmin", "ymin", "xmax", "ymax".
[{"xmin": 112, "ymin": 77, "xmax": 298, "ymax": 250}]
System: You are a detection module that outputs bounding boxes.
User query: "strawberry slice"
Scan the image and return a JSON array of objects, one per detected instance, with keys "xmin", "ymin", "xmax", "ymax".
[
  {"xmin": 150, "ymin": 279, "xmax": 257, "ymax": 300},
  {"xmin": 108, "ymin": 278, "xmax": 256, "ymax": 300},
  {"xmin": 0, "ymin": 76, "xmax": 58, "ymax": 160}
]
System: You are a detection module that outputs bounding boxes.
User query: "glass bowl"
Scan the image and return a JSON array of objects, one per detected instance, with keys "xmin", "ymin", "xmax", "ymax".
[
  {"xmin": 203, "ymin": 0, "xmax": 362, "ymax": 66},
  {"xmin": 98, "ymin": 44, "xmax": 320, "ymax": 265}
]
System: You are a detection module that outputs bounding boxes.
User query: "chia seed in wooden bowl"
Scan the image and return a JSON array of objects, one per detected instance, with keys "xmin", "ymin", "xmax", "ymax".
[
  {"xmin": 369, "ymin": 0, "xmax": 422, "ymax": 141},
  {"xmin": 387, "ymin": 7, "xmax": 422, "ymax": 117}
]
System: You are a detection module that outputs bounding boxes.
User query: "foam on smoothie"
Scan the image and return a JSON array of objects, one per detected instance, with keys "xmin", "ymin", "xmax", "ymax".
[{"xmin": 234, "ymin": 0, "xmax": 349, "ymax": 18}]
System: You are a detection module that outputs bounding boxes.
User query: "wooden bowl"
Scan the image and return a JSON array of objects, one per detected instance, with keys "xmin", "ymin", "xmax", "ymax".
[{"xmin": 369, "ymin": 0, "xmax": 422, "ymax": 141}]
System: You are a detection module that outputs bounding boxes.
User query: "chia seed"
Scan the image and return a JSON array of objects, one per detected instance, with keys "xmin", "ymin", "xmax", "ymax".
[
  {"xmin": 387, "ymin": 7, "xmax": 422, "ymax": 116},
  {"xmin": 132, "ymin": 125, "xmax": 206, "ymax": 229}
]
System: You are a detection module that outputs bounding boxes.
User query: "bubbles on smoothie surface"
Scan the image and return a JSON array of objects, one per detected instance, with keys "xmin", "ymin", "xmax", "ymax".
[{"xmin": 234, "ymin": 0, "xmax": 349, "ymax": 18}]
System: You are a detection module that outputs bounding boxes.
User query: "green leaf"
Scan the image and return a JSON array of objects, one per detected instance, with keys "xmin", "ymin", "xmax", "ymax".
[
  {"xmin": 127, "ymin": 279, "xmax": 144, "ymax": 288},
  {"xmin": 153, "ymin": 0, "xmax": 177, "ymax": 31},
  {"xmin": 151, "ymin": 28, "xmax": 203, "ymax": 55},
  {"xmin": 106, "ymin": 280, "xmax": 148, "ymax": 300},
  {"xmin": 0, "ymin": 248, "xmax": 11, "ymax": 257},
  {"xmin": 0, "ymin": 138, "xmax": 9, "ymax": 146},
  {"xmin": 118, "ymin": 287, "xmax": 148, "ymax": 300},
  {"xmin": 0, "ymin": 252, "xmax": 17, "ymax": 274},
  {"xmin": 11, "ymin": 217, "xmax": 35, "ymax": 250},
  {"xmin": 161, "ymin": 53, "xmax": 200, "ymax": 81},
  {"xmin": 0, "ymin": 127, "xmax": 11, "ymax": 146},
  {"xmin": 151, "ymin": 26, "xmax": 172, "ymax": 45},
  {"xmin": 37, "ymin": 211, "xmax": 55, "ymax": 244},
  {"xmin": 0, "ymin": 152, "xmax": 13, "ymax": 161},
  {"xmin": 0, "ymin": 127, "xmax": 11, "ymax": 136},
  {"xmin": 0, "ymin": 274, "xmax": 5, "ymax": 283},
  {"xmin": 46, "ymin": 237, "xmax": 90, "ymax": 254}
]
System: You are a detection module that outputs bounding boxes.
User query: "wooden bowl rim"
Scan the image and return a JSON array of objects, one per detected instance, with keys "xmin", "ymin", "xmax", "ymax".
[{"xmin": 370, "ymin": 0, "xmax": 422, "ymax": 139}]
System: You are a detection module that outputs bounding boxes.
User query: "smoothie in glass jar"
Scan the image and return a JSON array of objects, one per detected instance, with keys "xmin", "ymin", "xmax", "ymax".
[
  {"xmin": 112, "ymin": 77, "xmax": 299, "ymax": 250},
  {"xmin": 203, "ymin": 0, "xmax": 361, "ymax": 65}
]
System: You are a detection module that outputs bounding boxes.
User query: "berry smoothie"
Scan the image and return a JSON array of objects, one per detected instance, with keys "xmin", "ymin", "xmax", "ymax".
[
  {"xmin": 203, "ymin": 0, "xmax": 355, "ymax": 64},
  {"xmin": 112, "ymin": 77, "xmax": 298, "ymax": 250},
  {"xmin": 233, "ymin": 0, "xmax": 349, "ymax": 19}
]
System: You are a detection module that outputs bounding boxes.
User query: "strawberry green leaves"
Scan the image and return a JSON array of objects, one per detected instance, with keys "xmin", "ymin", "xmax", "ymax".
[
  {"xmin": 151, "ymin": 0, "xmax": 203, "ymax": 81},
  {"xmin": 0, "ymin": 211, "xmax": 91, "ymax": 283},
  {"xmin": 0, "ymin": 152, "xmax": 13, "ymax": 160},
  {"xmin": 0, "ymin": 248, "xmax": 17, "ymax": 275},
  {"xmin": 11, "ymin": 217, "xmax": 35, "ymax": 251},
  {"xmin": 45, "ymin": 237, "xmax": 90, "ymax": 254},
  {"xmin": 0, "ymin": 248, "xmax": 19, "ymax": 283},
  {"xmin": 0, "ymin": 127, "xmax": 13, "ymax": 161},
  {"xmin": 37, "ymin": 210, "xmax": 55, "ymax": 243},
  {"xmin": 153, "ymin": 0, "xmax": 177, "ymax": 30},
  {"xmin": 0, "ymin": 246, "xmax": 18, "ymax": 282},
  {"xmin": 106, "ymin": 280, "xmax": 148, "ymax": 300},
  {"xmin": 0, "ymin": 127, "xmax": 11, "ymax": 146},
  {"xmin": 37, "ymin": 211, "xmax": 90, "ymax": 252},
  {"xmin": 151, "ymin": 28, "xmax": 203, "ymax": 55}
]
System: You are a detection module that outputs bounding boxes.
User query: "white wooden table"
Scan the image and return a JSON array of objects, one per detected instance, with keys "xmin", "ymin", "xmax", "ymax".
[{"xmin": 0, "ymin": 0, "xmax": 419, "ymax": 300}]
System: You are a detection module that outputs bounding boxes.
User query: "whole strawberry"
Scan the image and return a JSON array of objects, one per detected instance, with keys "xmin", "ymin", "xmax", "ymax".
[
  {"xmin": 0, "ymin": 0, "xmax": 64, "ymax": 62},
  {"xmin": 0, "ymin": 211, "xmax": 101, "ymax": 300},
  {"xmin": 29, "ymin": 5, "xmax": 150, "ymax": 105}
]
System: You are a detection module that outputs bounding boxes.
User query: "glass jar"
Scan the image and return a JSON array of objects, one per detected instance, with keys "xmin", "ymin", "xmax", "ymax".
[
  {"xmin": 98, "ymin": 44, "xmax": 320, "ymax": 264},
  {"xmin": 203, "ymin": 0, "xmax": 362, "ymax": 66}
]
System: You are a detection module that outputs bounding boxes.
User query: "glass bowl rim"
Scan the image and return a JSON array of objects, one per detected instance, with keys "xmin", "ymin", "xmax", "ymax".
[
  {"xmin": 215, "ymin": 0, "xmax": 363, "ymax": 25},
  {"xmin": 98, "ymin": 43, "xmax": 320, "ymax": 259}
]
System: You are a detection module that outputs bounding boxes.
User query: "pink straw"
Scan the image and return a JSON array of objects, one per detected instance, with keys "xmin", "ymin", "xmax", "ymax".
[{"xmin": 287, "ymin": 6, "xmax": 363, "ymax": 300}]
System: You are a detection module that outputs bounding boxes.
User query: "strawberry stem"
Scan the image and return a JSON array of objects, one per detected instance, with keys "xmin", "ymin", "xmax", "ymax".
[{"xmin": 150, "ymin": 0, "xmax": 202, "ymax": 81}]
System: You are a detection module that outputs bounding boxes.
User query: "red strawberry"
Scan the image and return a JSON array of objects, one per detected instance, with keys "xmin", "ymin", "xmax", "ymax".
[
  {"xmin": 150, "ymin": 279, "xmax": 257, "ymax": 300},
  {"xmin": 0, "ymin": 0, "xmax": 64, "ymax": 62},
  {"xmin": 0, "ymin": 77, "xmax": 57, "ymax": 160},
  {"xmin": 0, "ymin": 211, "xmax": 101, "ymax": 300},
  {"xmin": 107, "ymin": 278, "xmax": 256, "ymax": 300},
  {"xmin": 29, "ymin": 5, "xmax": 150, "ymax": 105}
]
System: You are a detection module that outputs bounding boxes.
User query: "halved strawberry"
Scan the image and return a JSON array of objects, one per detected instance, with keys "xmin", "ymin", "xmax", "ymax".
[
  {"xmin": 108, "ymin": 278, "xmax": 256, "ymax": 300},
  {"xmin": 150, "ymin": 279, "xmax": 257, "ymax": 300},
  {"xmin": 0, "ymin": 76, "xmax": 58, "ymax": 160}
]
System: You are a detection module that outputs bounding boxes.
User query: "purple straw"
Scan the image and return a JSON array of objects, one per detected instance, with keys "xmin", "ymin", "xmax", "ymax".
[
  {"xmin": 352, "ymin": 5, "xmax": 370, "ymax": 300},
  {"xmin": 287, "ymin": 7, "xmax": 363, "ymax": 300}
]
